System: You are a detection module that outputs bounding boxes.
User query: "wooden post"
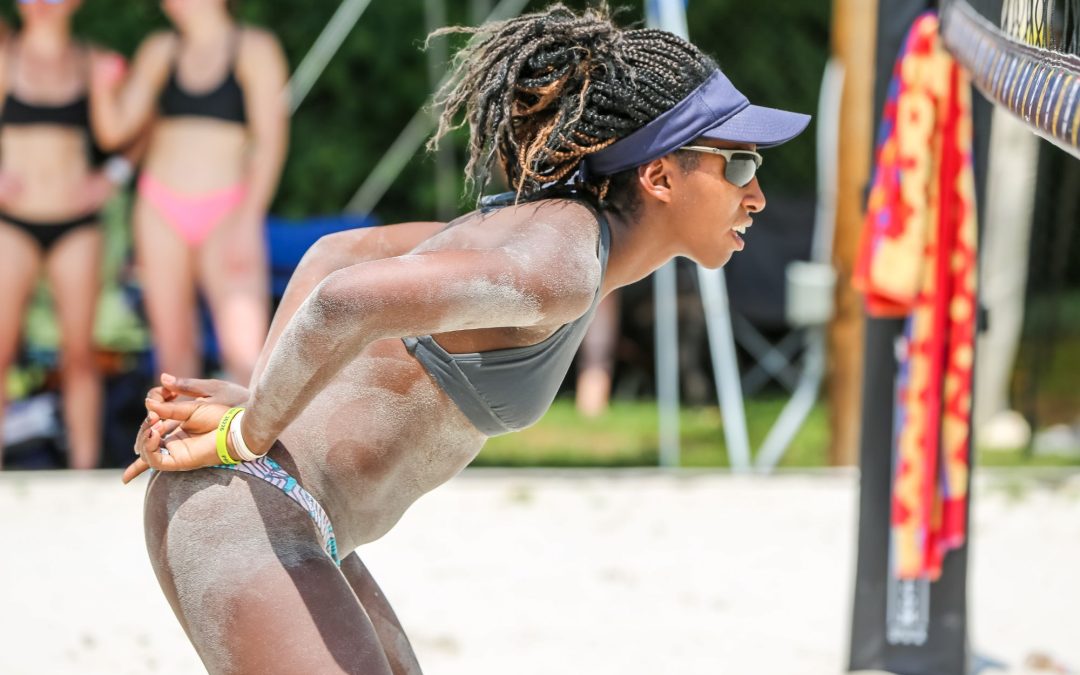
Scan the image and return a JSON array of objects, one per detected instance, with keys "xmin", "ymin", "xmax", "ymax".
[{"xmin": 827, "ymin": 0, "xmax": 876, "ymax": 465}]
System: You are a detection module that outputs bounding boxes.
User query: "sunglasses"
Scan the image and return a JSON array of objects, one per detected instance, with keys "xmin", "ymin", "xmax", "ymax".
[{"xmin": 678, "ymin": 146, "xmax": 764, "ymax": 188}]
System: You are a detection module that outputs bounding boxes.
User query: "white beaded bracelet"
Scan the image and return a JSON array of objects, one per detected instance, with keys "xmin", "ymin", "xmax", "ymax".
[{"xmin": 228, "ymin": 410, "xmax": 265, "ymax": 462}]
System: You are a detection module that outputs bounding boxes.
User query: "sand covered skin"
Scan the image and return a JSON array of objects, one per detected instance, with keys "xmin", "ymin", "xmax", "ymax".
[
  {"xmin": 208, "ymin": 198, "xmax": 605, "ymax": 553},
  {"xmin": 1, "ymin": 469, "xmax": 1077, "ymax": 674},
  {"xmin": 242, "ymin": 199, "xmax": 601, "ymax": 460}
]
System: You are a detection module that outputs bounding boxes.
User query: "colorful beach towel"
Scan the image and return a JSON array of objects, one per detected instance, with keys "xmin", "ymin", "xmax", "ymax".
[{"xmin": 854, "ymin": 12, "xmax": 978, "ymax": 582}]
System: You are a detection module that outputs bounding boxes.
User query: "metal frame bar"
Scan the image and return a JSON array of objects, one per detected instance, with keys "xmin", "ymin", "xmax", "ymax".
[
  {"xmin": 288, "ymin": 0, "xmax": 375, "ymax": 115},
  {"xmin": 731, "ymin": 315, "xmax": 804, "ymax": 394},
  {"xmin": 345, "ymin": 0, "xmax": 534, "ymax": 215}
]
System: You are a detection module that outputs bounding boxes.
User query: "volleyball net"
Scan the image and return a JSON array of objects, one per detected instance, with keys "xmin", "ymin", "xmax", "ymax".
[{"xmin": 941, "ymin": 0, "xmax": 1080, "ymax": 158}]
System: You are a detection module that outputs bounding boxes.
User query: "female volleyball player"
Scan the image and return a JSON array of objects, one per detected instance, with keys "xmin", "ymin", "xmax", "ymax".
[{"xmin": 126, "ymin": 5, "xmax": 808, "ymax": 673}]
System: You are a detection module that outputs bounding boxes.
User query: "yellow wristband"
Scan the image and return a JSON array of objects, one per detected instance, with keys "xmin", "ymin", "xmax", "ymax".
[{"xmin": 216, "ymin": 407, "xmax": 245, "ymax": 465}]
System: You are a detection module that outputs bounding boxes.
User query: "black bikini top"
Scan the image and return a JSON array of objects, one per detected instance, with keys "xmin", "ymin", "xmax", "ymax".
[
  {"xmin": 159, "ymin": 30, "xmax": 247, "ymax": 125},
  {"xmin": 0, "ymin": 40, "xmax": 91, "ymax": 130}
]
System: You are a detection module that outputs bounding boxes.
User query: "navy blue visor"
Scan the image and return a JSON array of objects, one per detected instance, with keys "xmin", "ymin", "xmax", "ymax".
[{"xmin": 581, "ymin": 70, "xmax": 811, "ymax": 178}]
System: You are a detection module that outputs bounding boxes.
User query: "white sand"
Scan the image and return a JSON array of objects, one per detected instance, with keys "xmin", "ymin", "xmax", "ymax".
[{"xmin": 1, "ymin": 469, "xmax": 1077, "ymax": 674}]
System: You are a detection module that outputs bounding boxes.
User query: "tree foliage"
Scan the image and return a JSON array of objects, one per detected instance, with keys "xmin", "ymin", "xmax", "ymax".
[{"xmin": 2, "ymin": 0, "xmax": 828, "ymax": 223}]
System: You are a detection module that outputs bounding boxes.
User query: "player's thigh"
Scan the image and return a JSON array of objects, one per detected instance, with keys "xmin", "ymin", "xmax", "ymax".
[{"xmin": 144, "ymin": 469, "xmax": 393, "ymax": 675}]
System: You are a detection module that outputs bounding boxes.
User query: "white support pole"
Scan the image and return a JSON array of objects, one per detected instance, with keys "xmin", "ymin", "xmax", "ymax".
[
  {"xmin": 696, "ymin": 267, "xmax": 751, "ymax": 471},
  {"xmin": 648, "ymin": 0, "xmax": 688, "ymax": 37},
  {"xmin": 288, "ymin": 0, "xmax": 375, "ymax": 115},
  {"xmin": 646, "ymin": 0, "xmax": 684, "ymax": 468},
  {"xmin": 753, "ymin": 328, "xmax": 826, "ymax": 471},
  {"xmin": 648, "ymin": 0, "xmax": 751, "ymax": 471},
  {"xmin": 654, "ymin": 261, "xmax": 682, "ymax": 467}
]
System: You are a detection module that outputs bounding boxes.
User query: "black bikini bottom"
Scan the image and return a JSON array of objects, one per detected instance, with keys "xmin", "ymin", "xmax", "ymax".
[{"xmin": 0, "ymin": 211, "xmax": 100, "ymax": 253}]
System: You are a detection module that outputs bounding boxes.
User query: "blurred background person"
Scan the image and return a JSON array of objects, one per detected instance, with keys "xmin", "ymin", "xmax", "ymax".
[
  {"xmin": 90, "ymin": 0, "xmax": 288, "ymax": 385},
  {"xmin": 576, "ymin": 292, "xmax": 619, "ymax": 418},
  {"xmin": 0, "ymin": 0, "xmax": 122, "ymax": 469}
]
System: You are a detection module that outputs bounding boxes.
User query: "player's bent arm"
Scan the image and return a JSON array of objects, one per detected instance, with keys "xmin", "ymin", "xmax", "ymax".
[
  {"xmin": 249, "ymin": 221, "xmax": 446, "ymax": 386},
  {"xmin": 243, "ymin": 246, "xmax": 600, "ymax": 452}
]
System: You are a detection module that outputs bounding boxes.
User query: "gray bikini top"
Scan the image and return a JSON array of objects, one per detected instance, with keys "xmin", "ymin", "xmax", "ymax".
[{"xmin": 402, "ymin": 196, "xmax": 612, "ymax": 436}]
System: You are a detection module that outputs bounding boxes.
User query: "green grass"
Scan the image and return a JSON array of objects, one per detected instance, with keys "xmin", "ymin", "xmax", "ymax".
[
  {"xmin": 476, "ymin": 397, "xmax": 831, "ymax": 468},
  {"xmin": 976, "ymin": 448, "xmax": 1080, "ymax": 468},
  {"xmin": 477, "ymin": 398, "xmax": 1080, "ymax": 469}
]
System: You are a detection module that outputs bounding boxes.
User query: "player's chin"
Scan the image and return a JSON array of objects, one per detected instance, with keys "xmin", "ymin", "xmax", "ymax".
[{"xmin": 689, "ymin": 240, "xmax": 738, "ymax": 270}]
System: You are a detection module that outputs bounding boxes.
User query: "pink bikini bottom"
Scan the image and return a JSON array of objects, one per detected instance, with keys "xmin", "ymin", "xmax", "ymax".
[{"xmin": 137, "ymin": 173, "xmax": 248, "ymax": 247}]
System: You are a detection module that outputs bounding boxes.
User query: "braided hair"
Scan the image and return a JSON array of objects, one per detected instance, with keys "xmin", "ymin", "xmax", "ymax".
[{"xmin": 430, "ymin": 3, "xmax": 716, "ymax": 212}]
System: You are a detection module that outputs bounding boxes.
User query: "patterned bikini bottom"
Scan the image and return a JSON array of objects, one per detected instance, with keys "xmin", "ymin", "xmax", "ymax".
[{"xmin": 214, "ymin": 455, "xmax": 340, "ymax": 565}]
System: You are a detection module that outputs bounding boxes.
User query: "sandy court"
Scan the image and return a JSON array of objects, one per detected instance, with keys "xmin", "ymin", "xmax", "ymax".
[{"xmin": 1, "ymin": 468, "xmax": 1078, "ymax": 674}]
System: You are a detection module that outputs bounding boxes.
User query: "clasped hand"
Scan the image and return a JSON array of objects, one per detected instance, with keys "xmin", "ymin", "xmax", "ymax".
[{"xmin": 122, "ymin": 374, "xmax": 251, "ymax": 484}]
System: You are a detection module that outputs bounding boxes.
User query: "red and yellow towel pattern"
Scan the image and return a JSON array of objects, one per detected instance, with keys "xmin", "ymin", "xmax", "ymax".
[{"xmin": 854, "ymin": 12, "xmax": 978, "ymax": 582}]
